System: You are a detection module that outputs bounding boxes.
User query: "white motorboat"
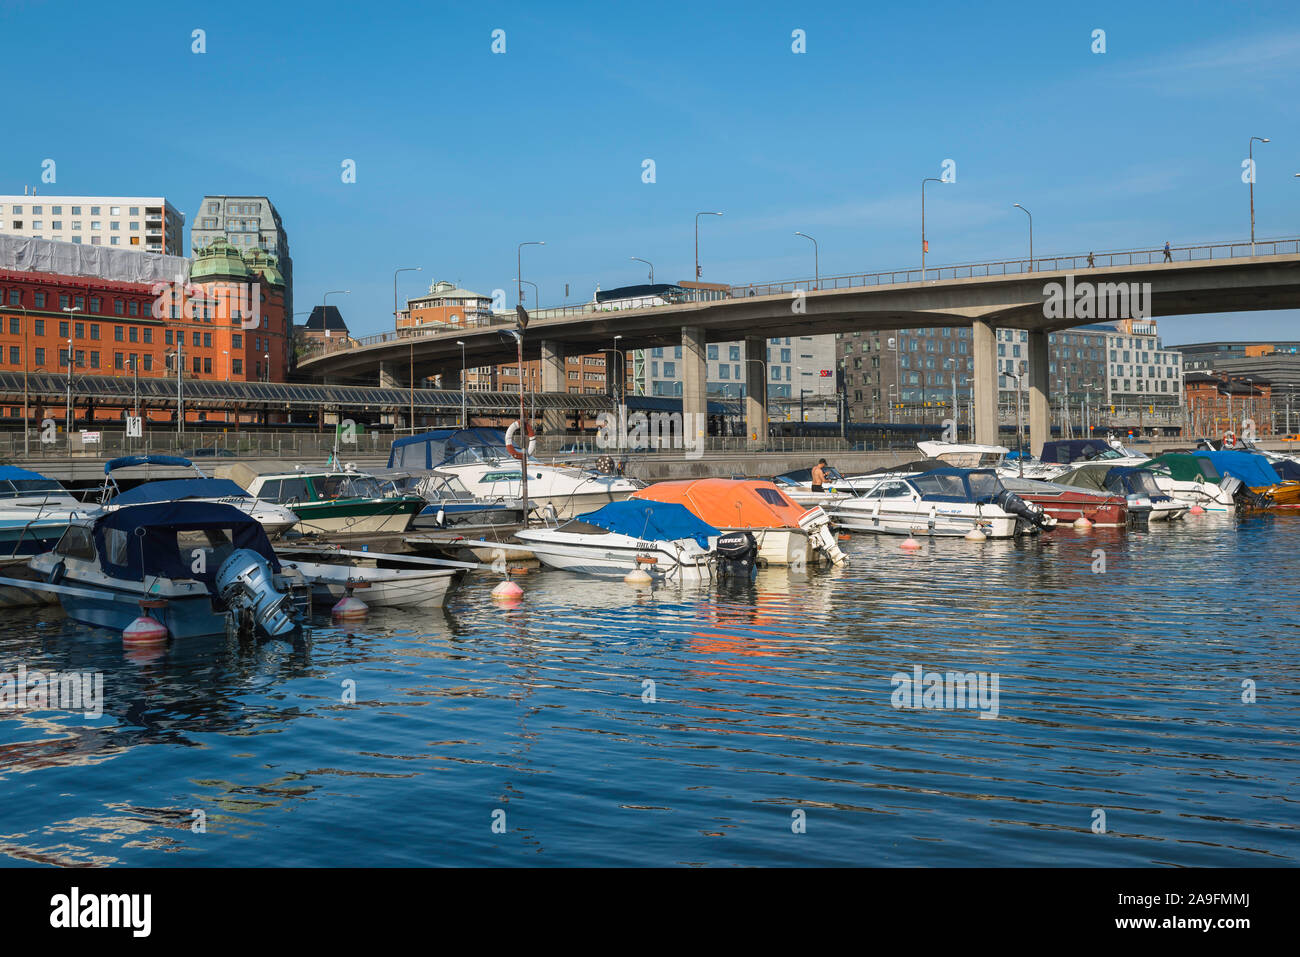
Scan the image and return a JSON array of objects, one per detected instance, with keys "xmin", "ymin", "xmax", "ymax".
[
  {"xmin": 100, "ymin": 455, "xmax": 299, "ymax": 539},
  {"xmin": 916, "ymin": 441, "xmax": 1067, "ymax": 480},
  {"xmin": 830, "ymin": 467, "xmax": 1054, "ymax": 538},
  {"xmin": 387, "ymin": 427, "xmax": 643, "ymax": 520},
  {"xmin": 515, "ymin": 500, "xmax": 717, "ymax": 579},
  {"xmin": 275, "ymin": 546, "xmax": 467, "ymax": 608},
  {"xmin": 0, "ymin": 466, "xmax": 101, "ymax": 557}
]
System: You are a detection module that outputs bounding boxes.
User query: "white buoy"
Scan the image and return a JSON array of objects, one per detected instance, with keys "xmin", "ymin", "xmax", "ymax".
[
  {"xmin": 624, "ymin": 567, "xmax": 653, "ymax": 584},
  {"xmin": 965, "ymin": 527, "xmax": 987, "ymax": 542},
  {"xmin": 1073, "ymin": 516, "xmax": 1093, "ymax": 529},
  {"xmin": 123, "ymin": 601, "xmax": 168, "ymax": 645}
]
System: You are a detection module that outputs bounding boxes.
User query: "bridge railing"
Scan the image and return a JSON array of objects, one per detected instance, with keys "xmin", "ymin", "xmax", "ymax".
[{"xmin": 298, "ymin": 236, "xmax": 1300, "ymax": 360}]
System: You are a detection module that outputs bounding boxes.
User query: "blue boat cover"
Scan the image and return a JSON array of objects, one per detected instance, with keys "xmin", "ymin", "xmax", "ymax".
[
  {"xmin": 0, "ymin": 466, "xmax": 54, "ymax": 481},
  {"xmin": 1198, "ymin": 451, "xmax": 1283, "ymax": 488},
  {"xmin": 104, "ymin": 454, "xmax": 195, "ymax": 474},
  {"xmin": 388, "ymin": 428, "xmax": 508, "ymax": 469},
  {"xmin": 575, "ymin": 500, "xmax": 719, "ymax": 548},
  {"xmin": 1270, "ymin": 458, "xmax": 1300, "ymax": 482},
  {"xmin": 93, "ymin": 501, "xmax": 278, "ymax": 593},
  {"xmin": 111, "ymin": 477, "xmax": 250, "ymax": 506}
]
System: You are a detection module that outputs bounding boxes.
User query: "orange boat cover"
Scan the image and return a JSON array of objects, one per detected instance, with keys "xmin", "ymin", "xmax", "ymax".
[{"xmin": 631, "ymin": 479, "xmax": 807, "ymax": 529}]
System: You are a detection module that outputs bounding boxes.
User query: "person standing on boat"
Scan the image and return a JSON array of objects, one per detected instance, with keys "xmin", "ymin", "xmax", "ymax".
[{"xmin": 811, "ymin": 459, "xmax": 828, "ymax": 492}]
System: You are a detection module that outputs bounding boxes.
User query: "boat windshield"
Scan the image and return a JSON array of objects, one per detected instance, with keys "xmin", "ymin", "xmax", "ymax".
[
  {"xmin": 911, "ymin": 472, "xmax": 971, "ymax": 501},
  {"xmin": 314, "ymin": 474, "xmax": 387, "ymax": 500},
  {"xmin": 423, "ymin": 472, "xmax": 475, "ymax": 500},
  {"xmin": 445, "ymin": 443, "xmax": 509, "ymax": 465},
  {"xmin": 1192, "ymin": 457, "xmax": 1222, "ymax": 481},
  {"xmin": 0, "ymin": 478, "xmax": 67, "ymax": 498},
  {"xmin": 966, "ymin": 471, "xmax": 1003, "ymax": 503},
  {"xmin": 1126, "ymin": 471, "xmax": 1165, "ymax": 497}
]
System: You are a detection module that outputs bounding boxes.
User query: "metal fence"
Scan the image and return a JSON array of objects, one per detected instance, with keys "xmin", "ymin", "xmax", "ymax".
[{"xmin": 0, "ymin": 429, "xmax": 393, "ymax": 462}]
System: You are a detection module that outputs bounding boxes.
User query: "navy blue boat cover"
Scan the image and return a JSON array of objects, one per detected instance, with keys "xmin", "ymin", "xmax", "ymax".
[
  {"xmin": 1198, "ymin": 451, "xmax": 1283, "ymax": 488},
  {"xmin": 575, "ymin": 500, "xmax": 719, "ymax": 548},
  {"xmin": 111, "ymin": 477, "xmax": 250, "ymax": 506},
  {"xmin": 388, "ymin": 429, "xmax": 508, "ymax": 469},
  {"xmin": 93, "ymin": 501, "xmax": 279, "ymax": 592},
  {"xmin": 104, "ymin": 454, "xmax": 195, "ymax": 474}
]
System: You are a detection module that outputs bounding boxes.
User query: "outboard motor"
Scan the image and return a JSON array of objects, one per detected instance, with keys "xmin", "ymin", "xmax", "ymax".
[
  {"xmin": 994, "ymin": 488, "xmax": 1053, "ymax": 530},
  {"xmin": 716, "ymin": 531, "xmax": 759, "ymax": 580},
  {"xmin": 1126, "ymin": 497, "xmax": 1153, "ymax": 528},
  {"xmin": 1222, "ymin": 474, "xmax": 1270, "ymax": 511},
  {"xmin": 797, "ymin": 506, "xmax": 846, "ymax": 565},
  {"xmin": 216, "ymin": 548, "xmax": 297, "ymax": 638}
]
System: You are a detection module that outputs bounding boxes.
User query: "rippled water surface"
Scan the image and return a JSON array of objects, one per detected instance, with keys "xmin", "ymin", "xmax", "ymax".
[{"xmin": 1, "ymin": 513, "xmax": 1297, "ymax": 866}]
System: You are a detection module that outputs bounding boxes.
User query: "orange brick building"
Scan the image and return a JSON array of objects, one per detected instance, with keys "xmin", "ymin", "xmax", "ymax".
[{"xmin": 0, "ymin": 238, "xmax": 289, "ymax": 425}]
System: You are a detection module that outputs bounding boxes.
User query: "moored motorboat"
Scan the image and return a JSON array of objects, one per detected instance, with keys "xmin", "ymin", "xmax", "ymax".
[
  {"xmin": 100, "ymin": 456, "xmax": 298, "ymax": 539},
  {"xmin": 222, "ymin": 463, "xmax": 426, "ymax": 535},
  {"xmin": 0, "ymin": 466, "xmax": 101, "ymax": 557},
  {"xmin": 275, "ymin": 545, "xmax": 467, "ymax": 608},
  {"xmin": 1054, "ymin": 463, "xmax": 1185, "ymax": 521},
  {"xmin": 26, "ymin": 502, "xmax": 303, "ymax": 640},
  {"xmin": 515, "ymin": 500, "xmax": 717, "ymax": 579},
  {"xmin": 830, "ymin": 467, "xmax": 1053, "ymax": 538},
  {"xmin": 998, "ymin": 476, "xmax": 1130, "ymax": 526},
  {"xmin": 631, "ymin": 478, "xmax": 844, "ymax": 566}
]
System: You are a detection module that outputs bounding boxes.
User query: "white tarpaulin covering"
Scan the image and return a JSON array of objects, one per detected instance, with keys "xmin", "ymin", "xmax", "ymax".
[{"xmin": 0, "ymin": 234, "xmax": 189, "ymax": 285}]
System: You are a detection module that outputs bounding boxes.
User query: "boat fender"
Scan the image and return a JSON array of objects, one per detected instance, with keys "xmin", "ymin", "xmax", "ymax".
[
  {"xmin": 47, "ymin": 560, "xmax": 66, "ymax": 586},
  {"xmin": 504, "ymin": 420, "xmax": 537, "ymax": 460}
]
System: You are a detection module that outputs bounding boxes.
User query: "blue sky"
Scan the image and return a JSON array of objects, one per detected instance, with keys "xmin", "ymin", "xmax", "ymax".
[{"xmin": 4, "ymin": 0, "xmax": 1298, "ymax": 344}]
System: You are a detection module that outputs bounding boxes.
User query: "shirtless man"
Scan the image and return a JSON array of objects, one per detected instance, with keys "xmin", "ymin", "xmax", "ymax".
[{"xmin": 811, "ymin": 459, "xmax": 829, "ymax": 492}]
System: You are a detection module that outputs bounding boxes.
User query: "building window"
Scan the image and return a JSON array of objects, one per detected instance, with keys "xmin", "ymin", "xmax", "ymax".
[
  {"xmin": 33, "ymin": 292, "xmax": 45, "ymax": 308},
  {"xmin": 8, "ymin": 347, "xmax": 17, "ymax": 365},
  {"xmin": 142, "ymin": 328, "xmax": 152, "ymax": 343},
  {"xmin": 192, "ymin": 357, "xmax": 201, "ymax": 374},
  {"xmin": 34, "ymin": 320, "xmax": 44, "ymax": 336},
  {"xmin": 165, "ymin": 330, "xmax": 173, "ymax": 345},
  {"xmin": 129, "ymin": 327, "xmax": 138, "ymax": 343},
  {"xmin": 59, "ymin": 294, "xmax": 69, "ymax": 309},
  {"xmin": 34, "ymin": 348, "xmax": 45, "ymax": 367},
  {"xmin": 114, "ymin": 300, "xmax": 124, "ymax": 315},
  {"xmin": 59, "ymin": 321, "xmax": 69, "ymax": 338},
  {"xmin": 128, "ymin": 301, "xmax": 139, "ymax": 317},
  {"xmin": 90, "ymin": 324, "xmax": 100, "ymax": 340},
  {"xmin": 59, "ymin": 349, "xmax": 69, "ymax": 368},
  {"xmin": 232, "ymin": 334, "xmax": 242, "ymax": 348},
  {"xmin": 115, "ymin": 326, "xmax": 124, "ymax": 341},
  {"xmin": 90, "ymin": 352, "xmax": 100, "ymax": 369},
  {"xmin": 143, "ymin": 355, "xmax": 152, "ymax": 372},
  {"xmin": 232, "ymin": 358, "xmax": 242, "ymax": 375},
  {"xmin": 115, "ymin": 353, "xmax": 124, "ymax": 370},
  {"xmin": 203, "ymin": 333, "xmax": 212, "ymax": 348},
  {"xmin": 192, "ymin": 332, "xmax": 200, "ymax": 347},
  {"xmin": 75, "ymin": 322, "xmax": 84, "ymax": 338},
  {"xmin": 7, "ymin": 318, "xmax": 17, "ymax": 335}
]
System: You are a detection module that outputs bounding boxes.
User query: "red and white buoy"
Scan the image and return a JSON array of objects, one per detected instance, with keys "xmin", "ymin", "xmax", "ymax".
[
  {"xmin": 1073, "ymin": 516, "xmax": 1093, "ymax": 530},
  {"xmin": 492, "ymin": 579, "xmax": 523, "ymax": 602},
  {"xmin": 332, "ymin": 580, "xmax": 370, "ymax": 621},
  {"xmin": 123, "ymin": 599, "xmax": 168, "ymax": 646}
]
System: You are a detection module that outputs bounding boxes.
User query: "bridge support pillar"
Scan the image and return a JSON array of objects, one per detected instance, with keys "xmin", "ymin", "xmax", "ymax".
[
  {"xmin": 972, "ymin": 320, "xmax": 999, "ymax": 445},
  {"xmin": 540, "ymin": 340, "xmax": 567, "ymax": 436},
  {"xmin": 378, "ymin": 361, "xmax": 401, "ymax": 390},
  {"xmin": 1028, "ymin": 330, "xmax": 1050, "ymax": 458},
  {"xmin": 682, "ymin": 325, "xmax": 708, "ymax": 451},
  {"xmin": 744, "ymin": 336, "xmax": 768, "ymax": 447}
]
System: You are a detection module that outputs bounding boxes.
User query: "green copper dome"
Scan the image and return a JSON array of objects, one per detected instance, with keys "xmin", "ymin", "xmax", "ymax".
[{"xmin": 191, "ymin": 237, "xmax": 252, "ymax": 281}]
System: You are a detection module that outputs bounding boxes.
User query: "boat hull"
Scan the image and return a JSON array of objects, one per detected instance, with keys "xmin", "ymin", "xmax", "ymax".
[
  {"xmin": 291, "ymin": 500, "xmax": 423, "ymax": 535},
  {"xmin": 515, "ymin": 530, "xmax": 713, "ymax": 579},
  {"xmin": 831, "ymin": 503, "xmax": 1023, "ymax": 538},
  {"xmin": 279, "ymin": 560, "xmax": 460, "ymax": 608}
]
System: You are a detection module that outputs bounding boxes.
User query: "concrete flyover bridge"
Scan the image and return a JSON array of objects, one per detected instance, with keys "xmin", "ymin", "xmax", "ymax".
[{"xmin": 299, "ymin": 237, "xmax": 1300, "ymax": 453}]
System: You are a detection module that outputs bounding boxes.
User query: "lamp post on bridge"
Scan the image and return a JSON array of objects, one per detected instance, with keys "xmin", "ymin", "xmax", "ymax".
[
  {"xmin": 630, "ymin": 257, "xmax": 654, "ymax": 284},
  {"xmin": 1012, "ymin": 204, "xmax": 1033, "ymax": 270},
  {"xmin": 517, "ymin": 241, "xmax": 545, "ymax": 307},
  {"xmin": 794, "ymin": 231, "xmax": 819, "ymax": 290},
  {"xmin": 1248, "ymin": 136, "xmax": 1269, "ymax": 254},
  {"xmin": 921, "ymin": 177, "xmax": 947, "ymax": 282},
  {"xmin": 694, "ymin": 212, "xmax": 722, "ymax": 282}
]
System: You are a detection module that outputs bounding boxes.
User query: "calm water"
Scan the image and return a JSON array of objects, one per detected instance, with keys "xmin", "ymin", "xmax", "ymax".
[{"xmin": 1, "ymin": 513, "xmax": 1297, "ymax": 867}]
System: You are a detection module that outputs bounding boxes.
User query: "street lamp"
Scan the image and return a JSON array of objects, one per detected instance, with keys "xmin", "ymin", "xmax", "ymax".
[
  {"xmin": 694, "ymin": 211, "xmax": 722, "ymax": 282},
  {"xmin": 62, "ymin": 306, "xmax": 79, "ymax": 434},
  {"xmin": 455, "ymin": 340, "xmax": 467, "ymax": 428},
  {"xmin": 1013, "ymin": 203, "xmax": 1033, "ymax": 270},
  {"xmin": 517, "ymin": 241, "xmax": 545, "ymax": 307},
  {"xmin": 630, "ymin": 257, "xmax": 654, "ymax": 284},
  {"xmin": 393, "ymin": 266, "xmax": 422, "ymax": 324},
  {"xmin": 515, "ymin": 277, "xmax": 538, "ymax": 309},
  {"xmin": 794, "ymin": 232, "xmax": 819, "ymax": 289},
  {"xmin": 1249, "ymin": 136, "xmax": 1269, "ymax": 254},
  {"xmin": 263, "ymin": 352, "xmax": 270, "ymax": 383},
  {"xmin": 921, "ymin": 177, "xmax": 947, "ymax": 281}
]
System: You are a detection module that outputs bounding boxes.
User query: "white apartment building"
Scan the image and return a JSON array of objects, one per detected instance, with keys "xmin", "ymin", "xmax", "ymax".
[{"xmin": 0, "ymin": 194, "xmax": 184, "ymax": 255}]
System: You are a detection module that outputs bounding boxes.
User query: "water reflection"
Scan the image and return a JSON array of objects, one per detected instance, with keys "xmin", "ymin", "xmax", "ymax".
[{"xmin": 0, "ymin": 514, "xmax": 1296, "ymax": 866}]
